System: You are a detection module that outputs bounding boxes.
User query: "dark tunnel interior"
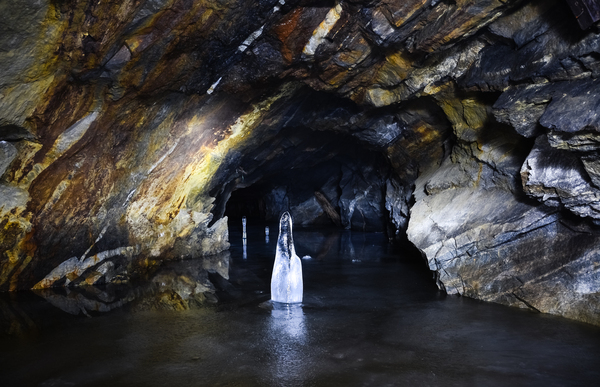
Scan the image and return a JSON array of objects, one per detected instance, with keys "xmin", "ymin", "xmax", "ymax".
[{"xmin": 221, "ymin": 125, "xmax": 394, "ymax": 233}]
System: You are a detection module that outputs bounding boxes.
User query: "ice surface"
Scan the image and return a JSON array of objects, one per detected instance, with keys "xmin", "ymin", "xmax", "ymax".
[{"xmin": 271, "ymin": 212, "xmax": 303, "ymax": 303}]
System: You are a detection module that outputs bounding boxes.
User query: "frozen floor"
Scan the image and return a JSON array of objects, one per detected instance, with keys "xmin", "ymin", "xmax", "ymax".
[{"xmin": 1, "ymin": 227, "xmax": 600, "ymax": 386}]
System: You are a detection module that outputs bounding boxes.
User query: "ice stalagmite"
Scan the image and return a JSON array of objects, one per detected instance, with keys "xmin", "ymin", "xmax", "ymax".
[{"xmin": 271, "ymin": 212, "xmax": 303, "ymax": 303}]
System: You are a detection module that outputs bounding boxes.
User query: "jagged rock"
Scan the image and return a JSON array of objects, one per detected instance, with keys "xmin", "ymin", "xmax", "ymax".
[
  {"xmin": 493, "ymin": 78, "xmax": 600, "ymax": 149},
  {"xmin": 339, "ymin": 164, "xmax": 387, "ymax": 231},
  {"xmin": 409, "ymin": 186, "xmax": 557, "ymax": 290},
  {"xmin": 582, "ymin": 157, "xmax": 600, "ymax": 188},
  {"xmin": 521, "ymin": 135, "xmax": 600, "ymax": 219},
  {"xmin": 384, "ymin": 177, "xmax": 411, "ymax": 238},
  {"xmin": 540, "ymin": 78, "xmax": 600, "ymax": 153},
  {"xmin": 352, "ymin": 115, "xmax": 403, "ymax": 148},
  {"xmin": 290, "ymin": 196, "xmax": 325, "ymax": 226},
  {"xmin": 493, "ymin": 83, "xmax": 550, "ymax": 138},
  {"xmin": 408, "ymin": 74, "xmax": 600, "ymax": 325},
  {"xmin": 463, "ymin": 1, "xmax": 600, "ymax": 91},
  {"xmin": 409, "ymin": 171, "xmax": 600, "ymax": 324},
  {"xmin": 365, "ymin": 38, "xmax": 486, "ymax": 107},
  {"xmin": 487, "ymin": 0, "xmax": 556, "ymax": 48}
]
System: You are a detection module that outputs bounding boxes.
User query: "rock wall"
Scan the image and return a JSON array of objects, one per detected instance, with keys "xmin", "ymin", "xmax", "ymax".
[
  {"xmin": 1, "ymin": 0, "xmax": 600, "ymax": 324},
  {"xmin": 405, "ymin": 1, "xmax": 600, "ymax": 325}
]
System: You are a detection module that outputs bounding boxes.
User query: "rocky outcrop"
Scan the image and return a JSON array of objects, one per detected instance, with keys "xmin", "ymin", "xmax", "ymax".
[
  {"xmin": 521, "ymin": 135, "xmax": 600, "ymax": 220},
  {"xmin": 404, "ymin": 0, "xmax": 600, "ymax": 324},
  {"xmin": 1, "ymin": 0, "xmax": 600, "ymax": 324}
]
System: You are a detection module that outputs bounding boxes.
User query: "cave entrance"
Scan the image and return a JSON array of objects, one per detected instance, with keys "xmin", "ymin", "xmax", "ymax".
[
  {"xmin": 210, "ymin": 92, "xmax": 437, "ymax": 295},
  {"xmin": 220, "ymin": 127, "xmax": 392, "ymax": 234},
  {"xmin": 225, "ymin": 159, "xmax": 344, "ymax": 227},
  {"xmin": 209, "ymin": 91, "xmax": 451, "ymax": 245}
]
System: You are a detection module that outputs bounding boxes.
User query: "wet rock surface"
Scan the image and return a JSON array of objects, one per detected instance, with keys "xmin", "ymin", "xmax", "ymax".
[{"xmin": 0, "ymin": 0, "xmax": 600, "ymax": 324}]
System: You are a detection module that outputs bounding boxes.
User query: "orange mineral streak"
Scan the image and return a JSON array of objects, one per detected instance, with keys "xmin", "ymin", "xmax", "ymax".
[
  {"xmin": 6, "ymin": 231, "xmax": 37, "ymax": 291},
  {"xmin": 273, "ymin": 8, "xmax": 303, "ymax": 63}
]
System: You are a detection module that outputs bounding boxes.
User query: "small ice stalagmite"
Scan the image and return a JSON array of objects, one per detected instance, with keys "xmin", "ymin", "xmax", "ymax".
[
  {"xmin": 271, "ymin": 212, "xmax": 303, "ymax": 303},
  {"xmin": 242, "ymin": 216, "xmax": 248, "ymax": 259}
]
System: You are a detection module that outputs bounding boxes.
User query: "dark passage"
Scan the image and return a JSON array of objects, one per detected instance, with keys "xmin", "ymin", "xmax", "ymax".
[
  {"xmin": 1, "ymin": 225, "xmax": 599, "ymax": 386},
  {"xmin": 210, "ymin": 109, "xmax": 396, "ymax": 233}
]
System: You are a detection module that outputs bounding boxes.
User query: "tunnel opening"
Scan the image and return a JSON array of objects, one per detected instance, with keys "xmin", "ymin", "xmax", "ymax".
[
  {"xmin": 207, "ymin": 90, "xmax": 454, "ymax": 257},
  {"xmin": 204, "ymin": 89, "xmax": 451, "ymax": 298},
  {"xmin": 225, "ymin": 159, "xmax": 344, "ymax": 225},
  {"xmin": 220, "ymin": 124, "xmax": 394, "ymax": 234}
]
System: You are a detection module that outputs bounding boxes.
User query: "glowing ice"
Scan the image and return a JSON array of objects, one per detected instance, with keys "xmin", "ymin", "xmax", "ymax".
[
  {"xmin": 271, "ymin": 212, "xmax": 303, "ymax": 303},
  {"xmin": 242, "ymin": 216, "xmax": 247, "ymax": 239},
  {"xmin": 242, "ymin": 216, "xmax": 248, "ymax": 259}
]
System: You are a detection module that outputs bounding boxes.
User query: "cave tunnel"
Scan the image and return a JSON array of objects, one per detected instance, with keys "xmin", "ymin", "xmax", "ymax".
[
  {"xmin": 2, "ymin": 0, "xmax": 600, "ymax": 385},
  {"xmin": 210, "ymin": 88, "xmax": 452, "ymax": 244},
  {"xmin": 221, "ymin": 123, "xmax": 393, "ymax": 232}
]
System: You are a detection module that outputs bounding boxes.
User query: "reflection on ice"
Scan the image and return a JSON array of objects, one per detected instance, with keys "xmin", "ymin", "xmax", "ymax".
[
  {"xmin": 4, "ymin": 230, "xmax": 600, "ymax": 387},
  {"xmin": 34, "ymin": 288, "xmax": 124, "ymax": 316},
  {"xmin": 268, "ymin": 302, "xmax": 307, "ymax": 385},
  {"xmin": 30, "ymin": 252, "xmax": 231, "ymax": 317},
  {"xmin": 289, "ymin": 229, "xmax": 384, "ymax": 262},
  {"xmin": 242, "ymin": 216, "xmax": 247, "ymax": 239},
  {"xmin": 271, "ymin": 212, "xmax": 303, "ymax": 303},
  {"xmin": 270, "ymin": 302, "xmax": 306, "ymax": 338}
]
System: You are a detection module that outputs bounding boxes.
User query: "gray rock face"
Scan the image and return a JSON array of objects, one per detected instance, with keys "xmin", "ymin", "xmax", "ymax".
[
  {"xmin": 408, "ymin": 47, "xmax": 600, "ymax": 325},
  {"xmin": 493, "ymin": 76, "xmax": 600, "ymax": 225},
  {"xmin": 494, "ymin": 78, "xmax": 600, "ymax": 147},
  {"xmin": 582, "ymin": 158, "xmax": 600, "ymax": 188},
  {"xmin": 521, "ymin": 135, "xmax": 600, "ymax": 220},
  {"xmin": 464, "ymin": 4, "xmax": 600, "ymax": 91},
  {"xmin": 493, "ymin": 83, "xmax": 550, "ymax": 138},
  {"xmin": 384, "ymin": 177, "xmax": 411, "ymax": 239},
  {"xmin": 540, "ymin": 78, "xmax": 600, "ymax": 136},
  {"xmin": 409, "ymin": 186, "xmax": 557, "ymax": 291},
  {"xmin": 409, "ymin": 147, "xmax": 600, "ymax": 324},
  {"xmin": 339, "ymin": 164, "xmax": 386, "ymax": 231},
  {"xmin": 253, "ymin": 159, "xmax": 387, "ymax": 231},
  {"xmin": 352, "ymin": 115, "xmax": 403, "ymax": 148},
  {"xmin": 0, "ymin": 141, "xmax": 17, "ymax": 178},
  {"xmin": 290, "ymin": 196, "xmax": 325, "ymax": 226}
]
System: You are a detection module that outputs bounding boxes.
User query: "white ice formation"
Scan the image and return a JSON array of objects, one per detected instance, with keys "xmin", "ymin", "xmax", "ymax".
[{"xmin": 271, "ymin": 212, "xmax": 303, "ymax": 303}]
